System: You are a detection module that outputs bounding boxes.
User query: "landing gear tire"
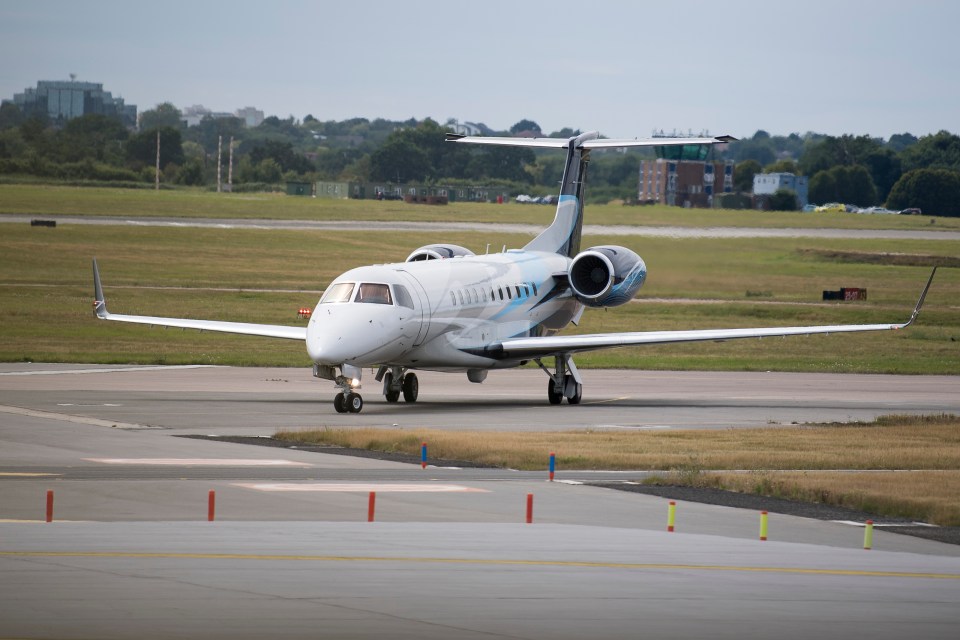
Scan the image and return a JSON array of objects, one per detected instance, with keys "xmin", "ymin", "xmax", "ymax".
[
  {"xmin": 547, "ymin": 380, "xmax": 562, "ymax": 405},
  {"xmin": 346, "ymin": 392, "xmax": 363, "ymax": 413},
  {"xmin": 568, "ymin": 381, "xmax": 583, "ymax": 405},
  {"xmin": 383, "ymin": 372, "xmax": 400, "ymax": 403},
  {"xmin": 402, "ymin": 373, "xmax": 419, "ymax": 403},
  {"xmin": 334, "ymin": 392, "xmax": 348, "ymax": 413}
]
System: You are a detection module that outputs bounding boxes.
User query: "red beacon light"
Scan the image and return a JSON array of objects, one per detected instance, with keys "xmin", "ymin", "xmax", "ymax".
[{"xmin": 298, "ymin": 307, "xmax": 312, "ymax": 319}]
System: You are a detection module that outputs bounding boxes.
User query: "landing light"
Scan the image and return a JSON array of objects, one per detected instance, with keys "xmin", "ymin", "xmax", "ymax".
[{"xmin": 351, "ymin": 378, "xmax": 361, "ymax": 388}]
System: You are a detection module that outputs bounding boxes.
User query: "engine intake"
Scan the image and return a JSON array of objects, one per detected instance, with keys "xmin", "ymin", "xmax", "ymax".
[
  {"xmin": 569, "ymin": 245, "xmax": 646, "ymax": 308},
  {"xmin": 405, "ymin": 244, "xmax": 475, "ymax": 262}
]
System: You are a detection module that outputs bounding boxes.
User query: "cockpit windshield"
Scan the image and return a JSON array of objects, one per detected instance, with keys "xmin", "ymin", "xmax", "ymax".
[
  {"xmin": 356, "ymin": 283, "xmax": 392, "ymax": 305},
  {"xmin": 319, "ymin": 282, "xmax": 355, "ymax": 304}
]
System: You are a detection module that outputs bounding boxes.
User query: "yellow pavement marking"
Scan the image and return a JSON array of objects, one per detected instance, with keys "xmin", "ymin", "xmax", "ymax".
[
  {"xmin": 0, "ymin": 472, "xmax": 60, "ymax": 477},
  {"xmin": 0, "ymin": 551, "xmax": 957, "ymax": 580}
]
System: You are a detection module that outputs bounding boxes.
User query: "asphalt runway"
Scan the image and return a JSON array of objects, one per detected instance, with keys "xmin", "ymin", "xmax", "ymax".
[
  {"xmin": 2, "ymin": 363, "xmax": 960, "ymax": 638},
  {"xmin": 1, "ymin": 363, "xmax": 958, "ymax": 432},
  {"xmin": 5, "ymin": 213, "xmax": 960, "ymax": 240}
]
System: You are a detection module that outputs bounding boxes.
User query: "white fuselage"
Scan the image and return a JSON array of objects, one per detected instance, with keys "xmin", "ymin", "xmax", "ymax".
[{"xmin": 305, "ymin": 250, "xmax": 582, "ymax": 371}]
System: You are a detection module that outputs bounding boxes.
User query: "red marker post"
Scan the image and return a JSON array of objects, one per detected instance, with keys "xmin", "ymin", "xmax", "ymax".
[
  {"xmin": 368, "ymin": 491, "xmax": 377, "ymax": 522},
  {"xmin": 526, "ymin": 493, "xmax": 534, "ymax": 524},
  {"xmin": 549, "ymin": 452, "xmax": 556, "ymax": 482},
  {"xmin": 46, "ymin": 490, "xmax": 54, "ymax": 523},
  {"xmin": 208, "ymin": 490, "xmax": 216, "ymax": 522}
]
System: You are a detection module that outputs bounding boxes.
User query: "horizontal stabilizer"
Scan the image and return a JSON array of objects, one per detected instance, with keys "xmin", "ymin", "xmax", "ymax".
[{"xmin": 448, "ymin": 133, "xmax": 737, "ymax": 150}]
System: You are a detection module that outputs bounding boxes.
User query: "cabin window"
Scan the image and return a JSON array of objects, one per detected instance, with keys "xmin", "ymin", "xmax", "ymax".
[
  {"xmin": 506, "ymin": 287, "xmax": 512, "ymax": 300},
  {"xmin": 532, "ymin": 282, "xmax": 538, "ymax": 296},
  {"xmin": 356, "ymin": 283, "xmax": 392, "ymax": 305},
  {"xmin": 394, "ymin": 285, "xmax": 415, "ymax": 309},
  {"xmin": 320, "ymin": 282, "xmax": 355, "ymax": 304},
  {"xmin": 450, "ymin": 292, "xmax": 456, "ymax": 306},
  {"xmin": 515, "ymin": 285, "xmax": 522, "ymax": 298},
  {"xmin": 491, "ymin": 289, "xmax": 496, "ymax": 302},
  {"xmin": 498, "ymin": 287, "xmax": 504, "ymax": 300},
  {"xmin": 458, "ymin": 290, "xmax": 465, "ymax": 305}
]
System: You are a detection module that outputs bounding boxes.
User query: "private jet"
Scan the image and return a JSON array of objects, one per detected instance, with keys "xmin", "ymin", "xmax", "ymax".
[{"xmin": 93, "ymin": 131, "xmax": 936, "ymax": 413}]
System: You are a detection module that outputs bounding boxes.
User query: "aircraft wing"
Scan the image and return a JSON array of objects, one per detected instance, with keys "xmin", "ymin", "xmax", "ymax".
[
  {"xmin": 495, "ymin": 268, "xmax": 936, "ymax": 359},
  {"xmin": 92, "ymin": 259, "xmax": 307, "ymax": 341}
]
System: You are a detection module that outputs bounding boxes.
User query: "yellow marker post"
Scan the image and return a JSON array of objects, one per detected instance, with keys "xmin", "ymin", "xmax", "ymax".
[
  {"xmin": 864, "ymin": 520, "xmax": 874, "ymax": 550},
  {"xmin": 760, "ymin": 511, "xmax": 769, "ymax": 541},
  {"xmin": 667, "ymin": 501, "xmax": 676, "ymax": 532}
]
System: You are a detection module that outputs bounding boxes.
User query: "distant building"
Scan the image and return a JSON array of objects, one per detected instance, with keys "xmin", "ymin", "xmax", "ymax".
[
  {"xmin": 235, "ymin": 106, "xmax": 264, "ymax": 128},
  {"xmin": 181, "ymin": 104, "xmax": 264, "ymax": 127},
  {"xmin": 639, "ymin": 159, "xmax": 735, "ymax": 208},
  {"xmin": 637, "ymin": 135, "xmax": 734, "ymax": 208},
  {"xmin": 753, "ymin": 172, "xmax": 809, "ymax": 208},
  {"xmin": 5, "ymin": 78, "xmax": 136, "ymax": 127},
  {"xmin": 447, "ymin": 120, "xmax": 484, "ymax": 136}
]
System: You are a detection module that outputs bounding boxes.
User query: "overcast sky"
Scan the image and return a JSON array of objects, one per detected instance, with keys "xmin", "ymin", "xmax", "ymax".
[{"xmin": 2, "ymin": 0, "xmax": 957, "ymax": 140}]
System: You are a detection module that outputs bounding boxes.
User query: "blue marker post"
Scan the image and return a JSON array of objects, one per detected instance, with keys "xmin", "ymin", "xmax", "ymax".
[
  {"xmin": 549, "ymin": 452, "xmax": 556, "ymax": 482},
  {"xmin": 421, "ymin": 442, "xmax": 428, "ymax": 469}
]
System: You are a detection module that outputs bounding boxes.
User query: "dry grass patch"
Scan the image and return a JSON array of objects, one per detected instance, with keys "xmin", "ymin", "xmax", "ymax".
[
  {"xmin": 275, "ymin": 414, "xmax": 960, "ymax": 526},
  {"xmin": 275, "ymin": 414, "xmax": 960, "ymax": 472},
  {"xmin": 677, "ymin": 470, "xmax": 960, "ymax": 526}
]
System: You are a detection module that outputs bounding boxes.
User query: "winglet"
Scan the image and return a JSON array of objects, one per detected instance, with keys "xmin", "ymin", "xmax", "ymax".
[
  {"xmin": 903, "ymin": 266, "xmax": 937, "ymax": 327},
  {"xmin": 92, "ymin": 258, "xmax": 108, "ymax": 319}
]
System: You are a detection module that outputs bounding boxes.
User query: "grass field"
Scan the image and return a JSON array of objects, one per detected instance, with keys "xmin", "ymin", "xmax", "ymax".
[
  {"xmin": 4, "ymin": 183, "xmax": 960, "ymax": 231},
  {"xmin": 274, "ymin": 414, "xmax": 960, "ymax": 526},
  {"xmin": 3, "ymin": 185, "xmax": 958, "ymax": 527},
  {"xmin": 2, "ymin": 221, "xmax": 958, "ymax": 371}
]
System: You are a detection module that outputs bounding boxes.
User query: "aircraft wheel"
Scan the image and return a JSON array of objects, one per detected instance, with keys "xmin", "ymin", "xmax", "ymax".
[
  {"xmin": 402, "ymin": 373, "xmax": 419, "ymax": 403},
  {"xmin": 568, "ymin": 382, "xmax": 583, "ymax": 405},
  {"xmin": 346, "ymin": 392, "xmax": 363, "ymax": 413},
  {"xmin": 384, "ymin": 372, "xmax": 400, "ymax": 403},
  {"xmin": 547, "ymin": 380, "xmax": 562, "ymax": 405},
  {"xmin": 334, "ymin": 392, "xmax": 348, "ymax": 413}
]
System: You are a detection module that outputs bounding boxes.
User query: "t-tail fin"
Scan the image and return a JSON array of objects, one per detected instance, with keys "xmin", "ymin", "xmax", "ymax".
[{"xmin": 446, "ymin": 131, "xmax": 736, "ymax": 258}]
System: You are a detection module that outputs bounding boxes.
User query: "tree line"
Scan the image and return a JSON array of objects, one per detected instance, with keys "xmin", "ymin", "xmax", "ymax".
[
  {"xmin": 728, "ymin": 130, "xmax": 960, "ymax": 215},
  {"xmin": 1, "ymin": 101, "xmax": 959, "ymax": 215}
]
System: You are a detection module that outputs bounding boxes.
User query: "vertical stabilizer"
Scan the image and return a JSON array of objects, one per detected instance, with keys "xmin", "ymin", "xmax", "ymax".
[{"xmin": 523, "ymin": 131, "xmax": 599, "ymax": 257}]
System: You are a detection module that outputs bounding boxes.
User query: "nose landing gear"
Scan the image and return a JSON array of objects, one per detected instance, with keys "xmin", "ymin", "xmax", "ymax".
[{"xmin": 334, "ymin": 391, "xmax": 364, "ymax": 413}]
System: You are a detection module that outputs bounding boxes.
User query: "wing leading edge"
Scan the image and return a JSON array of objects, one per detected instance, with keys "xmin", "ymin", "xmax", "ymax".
[
  {"xmin": 92, "ymin": 259, "xmax": 307, "ymax": 341},
  {"xmin": 495, "ymin": 268, "xmax": 937, "ymax": 360}
]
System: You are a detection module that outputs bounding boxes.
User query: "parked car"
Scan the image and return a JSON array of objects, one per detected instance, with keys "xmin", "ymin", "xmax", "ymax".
[
  {"xmin": 802, "ymin": 204, "xmax": 818, "ymax": 212},
  {"xmin": 900, "ymin": 207, "xmax": 923, "ymax": 215},
  {"xmin": 815, "ymin": 202, "xmax": 845, "ymax": 213},
  {"xmin": 859, "ymin": 206, "xmax": 898, "ymax": 214}
]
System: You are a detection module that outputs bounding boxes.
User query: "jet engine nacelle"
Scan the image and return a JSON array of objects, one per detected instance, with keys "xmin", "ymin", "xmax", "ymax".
[
  {"xmin": 569, "ymin": 245, "xmax": 647, "ymax": 308},
  {"xmin": 405, "ymin": 244, "xmax": 475, "ymax": 262}
]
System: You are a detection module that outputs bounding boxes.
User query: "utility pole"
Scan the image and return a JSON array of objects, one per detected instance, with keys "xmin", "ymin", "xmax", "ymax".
[
  {"xmin": 216, "ymin": 135, "xmax": 222, "ymax": 193},
  {"xmin": 227, "ymin": 136, "xmax": 234, "ymax": 191},
  {"xmin": 155, "ymin": 130, "xmax": 160, "ymax": 191}
]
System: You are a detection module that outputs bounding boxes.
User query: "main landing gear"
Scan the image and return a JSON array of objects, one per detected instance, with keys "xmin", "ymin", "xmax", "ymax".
[
  {"xmin": 378, "ymin": 366, "xmax": 418, "ymax": 404},
  {"xmin": 536, "ymin": 354, "xmax": 582, "ymax": 405}
]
